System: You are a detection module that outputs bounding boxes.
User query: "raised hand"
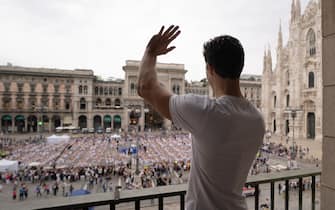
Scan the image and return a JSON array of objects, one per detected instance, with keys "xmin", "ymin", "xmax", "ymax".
[{"xmin": 146, "ymin": 25, "xmax": 181, "ymax": 56}]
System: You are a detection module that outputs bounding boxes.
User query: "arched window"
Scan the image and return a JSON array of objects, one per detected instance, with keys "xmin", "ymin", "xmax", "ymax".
[
  {"xmin": 105, "ymin": 98, "xmax": 111, "ymax": 106},
  {"xmin": 104, "ymin": 87, "xmax": 108, "ymax": 95},
  {"xmin": 80, "ymin": 98, "xmax": 86, "ymax": 110},
  {"xmin": 286, "ymin": 71, "xmax": 290, "ymax": 85},
  {"xmin": 78, "ymin": 85, "xmax": 82, "ymax": 94},
  {"xmin": 176, "ymin": 85, "xmax": 180, "ymax": 95},
  {"xmin": 307, "ymin": 29, "xmax": 316, "ymax": 56},
  {"xmin": 96, "ymin": 98, "xmax": 102, "ymax": 106},
  {"xmin": 286, "ymin": 94, "xmax": 290, "ymax": 107},
  {"xmin": 83, "ymin": 85, "xmax": 88, "ymax": 94},
  {"xmin": 95, "ymin": 87, "xmax": 99, "ymax": 95},
  {"xmin": 109, "ymin": 87, "xmax": 113, "ymax": 95},
  {"xmin": 274, "ymin": 95, "xmax": 277, "ymax": 108},
  {"xmin": 114, "ymin": 98, "xmax": 121, "ymax": 106},
  {"xmin": 172, "ymin": 85, "xmax": 176, "ymax": 93},
  {"xmin": 130, "ymin": 83, "xmax": 136, "ymax": 95},
  {"xmin": 308, "ymin": 72, "xmax": 315, "ymax": 88},
  {"xmin": 99, "ymin": 87, "xmax": 103, "ymax": 95}
]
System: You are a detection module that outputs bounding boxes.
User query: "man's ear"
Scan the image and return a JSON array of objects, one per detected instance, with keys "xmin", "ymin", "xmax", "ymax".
[{"xmin": 206, "ymin": 64, "xmax": 215, "ymax": 76}]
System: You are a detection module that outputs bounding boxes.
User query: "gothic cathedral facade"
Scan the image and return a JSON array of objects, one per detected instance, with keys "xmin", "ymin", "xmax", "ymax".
[{"xmin": 261, "ymin": 0, "xmax": 322, "ymax": 141}]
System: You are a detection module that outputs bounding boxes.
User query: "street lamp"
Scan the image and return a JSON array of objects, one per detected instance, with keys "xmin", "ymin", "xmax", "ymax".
[
  {"xmin": 128, "ymin": 105, "xmax": 141, "ymax": 175},
  {"xmin": 34, "ymin": 105, "xmax": 48, "ymax": 135},
  {"xmin": 291, "ymin": 110, "xmax": 296, "ymax": 144},
  {"xmin": 144, "ymin": 108, "xmax": 149, "ymax": 131},
  {"xmin": 284, "ymin": 108, "xmax": 302, "ymax": 161}
]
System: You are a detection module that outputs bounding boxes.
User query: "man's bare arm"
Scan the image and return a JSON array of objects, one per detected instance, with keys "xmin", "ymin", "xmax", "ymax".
[{"xmin": 137, "ymin": 25, "xmax": 181, "ymax": 120}]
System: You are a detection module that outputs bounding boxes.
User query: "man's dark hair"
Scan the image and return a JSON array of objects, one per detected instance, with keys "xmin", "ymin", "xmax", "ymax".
[{"xmin": 203, "ymin": 35, "xmax": 244, "ymax": 79}]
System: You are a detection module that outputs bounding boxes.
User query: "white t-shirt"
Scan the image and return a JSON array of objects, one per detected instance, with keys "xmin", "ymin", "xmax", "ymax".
[{"xmin": 170, "ymin": 94, "xmax": 265, "ymax": 210}]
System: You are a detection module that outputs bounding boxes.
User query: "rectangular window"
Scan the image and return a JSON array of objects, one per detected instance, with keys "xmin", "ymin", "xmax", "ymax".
[
  {"xmin": 80, "ymin": 104, "xmax": 86, "ymax": 110},
  {"xmin": 65, "ymin": 102, "xmax": 70, "ymax": 110}
]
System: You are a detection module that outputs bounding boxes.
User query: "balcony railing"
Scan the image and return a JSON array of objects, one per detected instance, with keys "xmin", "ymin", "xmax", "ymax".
[{"xmin": 11, "ymin": 168, "xmax": 320, "ymax": 210}]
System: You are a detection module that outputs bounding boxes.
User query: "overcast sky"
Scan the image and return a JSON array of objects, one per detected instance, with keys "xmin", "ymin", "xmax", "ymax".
[{"xmin": 0, "ymin": 0, "xmax": 311, "ymax": 81}]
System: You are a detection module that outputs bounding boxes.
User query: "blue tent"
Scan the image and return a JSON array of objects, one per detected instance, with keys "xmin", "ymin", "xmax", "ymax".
[
  {"xmin": 71, "ymin": 189, "xmax": 90, "ymax": 196},
  {"xmin": 71, "ymin": 189, "xmax": 94, "ymax": 210}
]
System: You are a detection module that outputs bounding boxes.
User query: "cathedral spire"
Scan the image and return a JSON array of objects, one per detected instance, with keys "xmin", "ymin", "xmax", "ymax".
[
  {"xmin": 277, "ymin": 20, "xmax": 283, "ymax": 50},
  {"xmin": 296, "ymin": 0, "xmax": 301, "ymax": 17},
  {"xmin": 290, "ymin": 0, "xmax": 296, "ymax": 23},
  {"xmin": 267, "ymin": 45, "xmax": 272, "ymax": 71},
  {"xmin": 263, "ymin": 48, "xmax": 267, "ymax": 73}
]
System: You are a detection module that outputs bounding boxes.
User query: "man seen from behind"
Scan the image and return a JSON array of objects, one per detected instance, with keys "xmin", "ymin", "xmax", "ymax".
[{"xmin": 137, "ymin": 25, "xmax": 265, "ymax": 210}]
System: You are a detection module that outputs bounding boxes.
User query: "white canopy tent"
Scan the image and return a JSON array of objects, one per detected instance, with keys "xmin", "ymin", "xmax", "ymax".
[
  {"xmin": 111, "ymin": 134, "xmax": 121, "ymax": 139},
  {"xmin": 29, "ymin": 162, "xmax": 41, "ymax": 167},
  {"xmin": 47, "ymin": 134, "xmax": 70, "ymax": 144},
  {"xmin": 0, "ymin": 159, "xmax": 18, "ymax": 172}
]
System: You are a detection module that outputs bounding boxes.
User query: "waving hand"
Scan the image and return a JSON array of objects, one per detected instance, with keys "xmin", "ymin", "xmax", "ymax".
[{"xmin": 146, "ymin": 25, "xmax": 181, "ymax": 56}]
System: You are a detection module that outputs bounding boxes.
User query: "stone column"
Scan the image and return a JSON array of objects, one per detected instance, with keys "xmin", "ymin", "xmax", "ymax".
[
  {"xmin": 87, "ymin": 114, "xmax": 93, "ymax": 129},
  {"xmin": 48, "ymin": 117, "xmax": 52, "ymax": 133},
  {"xmin": 11, "ymin": 118, "xmax": 15, "ymax": 133},
  {"xmin": 321, "ymin": 1, "xmax": 335, "ymax": 209},
  {"xmin": 139, "ymin": 106, "xmax": 145, "ymax": 131},
  {"xmin": 123, "ymin": 108, "xmax": 129, "ymax": 131},
  {"xmin": 24, "ymin": 116, "xmax": 28, "ymax": 132},
  {"xmin": 72, "ymin": 113, "xmax": 78, "ymax": 128},
  {"xmin": 164, "ymin": 118, "xmax": 171, "ymax": 130}
]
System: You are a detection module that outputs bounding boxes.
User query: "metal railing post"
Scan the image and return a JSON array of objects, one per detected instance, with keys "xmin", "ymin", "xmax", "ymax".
[
  {"xmin": 180, "ymin": 193, "xmax": 185, "ymax": 210},
  {"xmin": 285, "ymin": 179, "xmax": 289, "ymax": 210},
  {"xmin": 270, "ymin": 181, "xmax": 275, "ymax": 210},
  {"xmin": 254, "ymin": 184, "xmax": 259, "ymax": 210},
  {"xmin": 299, "ymin": 177, "xmax": 303, "ymax": 210},
  {"xmin": 109, "ymin": 202, "xmax": 116, "ymax": 210},
  {"xmin": 312, "ymin": 175, "xmax": 316, "ymax": 210},
  {"xmin": 158, "ymin": 197, "xmax": 164, "ymax": 210},
  {"xmin": 135, "ymin": 200, "xmax": 140, "ymax": 210}
]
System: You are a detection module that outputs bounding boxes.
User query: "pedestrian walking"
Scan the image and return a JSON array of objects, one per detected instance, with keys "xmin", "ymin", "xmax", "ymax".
[
  {"xmin": 102, "ymin": 181, "xmax": 107, "ymax": 192},
  {"xmin": 19, "ymin": 187, "xmax": 24, "ymax": 200},
  {"xmin": 12, "ymin": 190, "xmax": 16, "ymax": 200},
  {"xmin": 108, "ymin": 182, "xmax": 113, "ymax": 192},
  {"xmin": 36, "ymin": 184, "xmax": 42, "ymax": 197},
  {"xmin": 69, "ymin": 184, "xmax": 73, "ymax": 196}
]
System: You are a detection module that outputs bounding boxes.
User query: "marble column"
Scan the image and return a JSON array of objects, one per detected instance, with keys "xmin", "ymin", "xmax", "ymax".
[
  {"xmin": 11, "ymin": 118, "xmax": 15, "ymax": 133},
  {"xmin": 321, "ymin": 0, "xmax": 335, "ymax": 209},
  {"xmin": 139, "ymin": 106, "xmax": 145, "ymax": 131}
]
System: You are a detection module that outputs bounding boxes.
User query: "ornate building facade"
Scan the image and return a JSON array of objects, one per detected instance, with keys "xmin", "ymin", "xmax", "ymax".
[
  {"xmin": 240, "ymin": 74, "xmax": 262, "ymax": 109},
  {"xmin": 0, "ymin": 60, "xmax": 261, "ymax": 133},
  {"xmin": 261, "ymin": 0, "xmax": 322, "ymax": 141}
]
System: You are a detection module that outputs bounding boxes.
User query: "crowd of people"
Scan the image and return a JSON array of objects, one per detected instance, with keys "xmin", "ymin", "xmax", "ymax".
[
  {"xmin": 250, "ymin": 141, "xmax": 320, "ymax": 176},
  {"xmin": 0, "ymin": 131, "xmax": 319, "ymax": 203},
  {"xmin": 3, "ymin": 132, "xmax": 191, "ymax": 169},
  {"xmin": 0, "ymin": 135, "xmax": 45, "ymax": 156},
  {"xmin": 1, "ymin": 159, "xmax": 190, "ymax": 201},
  {"xmin": 0, "ymin": 132, "xmax": 192, "ymax": 202}
]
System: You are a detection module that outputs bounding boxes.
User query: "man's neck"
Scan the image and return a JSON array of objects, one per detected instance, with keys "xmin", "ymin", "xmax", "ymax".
[{"xmin": 212, "ymin": 79, "xmax": 243, "ymax": 98}]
